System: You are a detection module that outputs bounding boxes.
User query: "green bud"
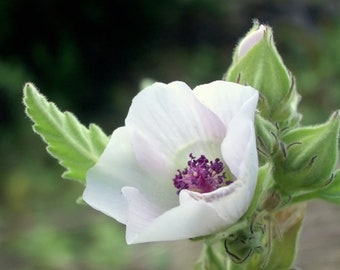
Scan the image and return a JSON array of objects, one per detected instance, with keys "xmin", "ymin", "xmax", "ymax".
[
  {"xmin": 225, "ymin": 21, "xmax": 301, "ymax": 126},
  {"xmin": 224, "ymin": 225, "xmax": 264, "ymax": 265},
  {"xmin": 273, "ymin": 111, "xmax": 340, "ymax": 191}
]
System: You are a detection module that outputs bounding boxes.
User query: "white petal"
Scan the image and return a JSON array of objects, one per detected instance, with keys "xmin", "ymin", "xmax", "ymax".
[
  {"xmin": 222, "ymin": 111, "xmax": 257, "ymax": 184},
  {"xmin": 193, "ymin": 80, "xmax": 258, "ymax": 128},
  {"xmin": 83, "ymin": 127, "xmax": 178, "ymax": 224},
  {"xmin": 125, "ymin": 81, "xmax": 226, "ymax": 175},
  {"xmin": 122, "ymin": 186, "xmax": 227, "ymax": 244},
  {"xmin": 83, "ymin": 165, "xmax": 128, "ymax": 224},
  {"xmin": 179, "ymin": 178, "xmax": 253, "ymax": 224},
  {"xmin": 220, "ymin": 117, "xmax": 258, "ymax": 217},
  {"xmin": 238, "ymin": 24, "xmax": 266, "ymax": 59}
]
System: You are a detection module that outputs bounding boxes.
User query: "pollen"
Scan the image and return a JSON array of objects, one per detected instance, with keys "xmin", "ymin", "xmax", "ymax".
[{"xmin": 173, "ymin": 153, "xmax": 232, "ymax": 194}]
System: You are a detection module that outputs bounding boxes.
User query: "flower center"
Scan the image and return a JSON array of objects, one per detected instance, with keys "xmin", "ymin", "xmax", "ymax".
[{"xmin": 173, "ymin": 153, "xmax": 232, "ymax": 194}]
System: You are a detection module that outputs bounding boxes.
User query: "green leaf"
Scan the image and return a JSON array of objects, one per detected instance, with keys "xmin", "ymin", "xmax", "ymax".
[{"xmin": 23, "ymin": 82, "xmax": 109, "ymax": 183}]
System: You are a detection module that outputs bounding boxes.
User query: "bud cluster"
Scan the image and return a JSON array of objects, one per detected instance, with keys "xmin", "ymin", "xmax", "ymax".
[
  {"xmin": 214, "ymin": 20, "xmax": 340, "ymax": 268},
  {"xmin": 225, "ymin": 20, "xmax": 340, "ymax": 197}
]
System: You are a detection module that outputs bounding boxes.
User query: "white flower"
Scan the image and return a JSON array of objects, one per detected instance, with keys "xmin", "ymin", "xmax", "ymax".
[{"xmin": 83, "ymin": 80, "xmax": 259, "ymax": 244}]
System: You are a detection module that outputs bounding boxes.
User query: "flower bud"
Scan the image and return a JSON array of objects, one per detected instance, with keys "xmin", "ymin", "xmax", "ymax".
[
  {"xmin": 273, "ymin": 111, "xmax": 340, "ymax": 191},
  {"xmin": 225, "ymin": 21, "xmax": 301, "ymax": 126}
]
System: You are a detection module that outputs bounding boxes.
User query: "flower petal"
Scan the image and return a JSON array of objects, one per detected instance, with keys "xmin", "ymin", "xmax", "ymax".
[
  {"xmin": 125, "ymin": 81, "xmax": 226, "ymax": 175},
  {"xmin": 122, "ymin": 186, "xmax": 227, "ymax": 244},
  {"xmin": 83, "ymin": 127, "xmax": 178, "ymax": 224},
  {"xmin": 193, "ymin": 80, "xmax": 258, "ymax": 128},
  {"xmin": 222, "ymin": 115, "xmax": 257, "ymax": 176},
  {"xmin": 179, "ymin": 175, "xmax": 253, "ymax": 224},
  {"xmin": 238, "ymin": 24, "xmax": 266, "ymax": 59}
]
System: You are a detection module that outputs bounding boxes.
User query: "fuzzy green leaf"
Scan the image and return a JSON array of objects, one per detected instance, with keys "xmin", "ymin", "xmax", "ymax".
[{"xmin": 23, "ymin": 83, "xmax": 109, "ymax": 183}]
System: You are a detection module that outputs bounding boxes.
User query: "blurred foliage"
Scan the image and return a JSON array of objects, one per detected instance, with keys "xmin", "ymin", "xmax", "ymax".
[{"xmin": 1, "ymin": 0, "xmax": 339, "ymax": 269}]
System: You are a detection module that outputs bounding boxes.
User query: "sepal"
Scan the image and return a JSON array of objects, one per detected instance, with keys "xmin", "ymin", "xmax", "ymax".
[
  {"xmin": 318, "ymin": 169, "xmax": 340, "ymax": 204},
  {"xmin": 255, "ymin": 114, "xmax": 279, "ymax": 164}
]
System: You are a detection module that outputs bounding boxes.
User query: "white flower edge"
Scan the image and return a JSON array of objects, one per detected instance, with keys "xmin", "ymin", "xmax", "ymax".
[{"xmin": 83, "ymin": 80, "xmax": 259, "ymax": 244}]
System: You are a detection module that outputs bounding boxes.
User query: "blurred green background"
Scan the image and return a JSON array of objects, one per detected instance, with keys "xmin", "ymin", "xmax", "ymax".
[{"xmin": 1, "ymin": 0, "xmax": 340, "ymax": 269}]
